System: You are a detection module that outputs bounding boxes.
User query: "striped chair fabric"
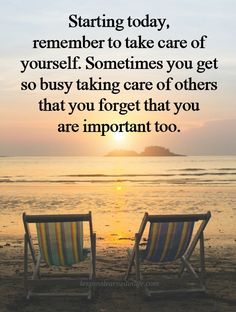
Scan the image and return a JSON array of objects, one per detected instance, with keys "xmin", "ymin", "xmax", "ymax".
[
  {"xmin": 36, "ymin": 221, "xmax": 84, "ymax": 266},
  {"xmin": 144, "ymin": 221, "xmax": 194, "ymax": 262}
]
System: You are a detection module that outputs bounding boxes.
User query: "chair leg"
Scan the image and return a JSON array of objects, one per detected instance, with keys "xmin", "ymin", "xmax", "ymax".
[
  {"xmin": 127, "ymin": 248, "xmax": 132, "ymax": 261},
  {"xmin": 135, "ymin": 234, "xmax": 141, "ymax": 284},
  {"xmin": 32, "ymin": 254, "xmax": 41, "ymax": 280},
  {"xmin": 92, "ymin": 233, "xmax": 96, "ymax": 280},
  {"xmin": 88, "ymin": 232, "xmax": 96, "ymax": 299},
  {"xmin": 199, "ymin": 232, "xmax": 205, "ymax": 285},
  {"xmin": 24, "ymin": 234, "xmax": 29, "ymax": 297},
  {"xmin": 88, "ymin": 284, "xmax": 92, "ymax": 301},
  {"xmin": 181, "ymin": 256, "xmax": 199, "ymax": 279},
  {"xmin": 126, "ymin": 248, "xmax": 133, "ymax": 276},
  {"xmin": 125, "ymin": 248, "xmax": 134, "ymax": 281}
]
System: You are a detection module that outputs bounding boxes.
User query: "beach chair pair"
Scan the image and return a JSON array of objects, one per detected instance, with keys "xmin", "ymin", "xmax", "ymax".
[{"xmin": 23, "ymin": 211, "xmax": 211, "ymax": 299}]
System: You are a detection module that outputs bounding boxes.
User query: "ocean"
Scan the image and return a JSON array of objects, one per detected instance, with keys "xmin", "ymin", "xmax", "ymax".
[{"xmin": 1, "ymin": 156, "xmax": 236, "ymax": 186}]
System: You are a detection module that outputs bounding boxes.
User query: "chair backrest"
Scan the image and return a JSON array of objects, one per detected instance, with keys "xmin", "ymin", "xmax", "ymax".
[
  {"xmin": 36, "ymin": 221, "xmax": 84, "ymax": 265},
  {"xmin": 138, "ymin": 212, "xmax": 211, "ymax": 263},
  {"xmin": 23, "ymin": 213, "xmax": 93, "ymax": 266},
  {"xmin": 145, "ymin": 221, "xmax": 194, "ymax": 262}
]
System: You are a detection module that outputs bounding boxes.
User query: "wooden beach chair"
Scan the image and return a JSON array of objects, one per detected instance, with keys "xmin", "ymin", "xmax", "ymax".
[
  {"xmin": 23, "ymin": 212, "xmax": 96, "ymax": 299},
  {"xmin": 125, "ymin": 211, "xmax": 211, "ymax": 296}
]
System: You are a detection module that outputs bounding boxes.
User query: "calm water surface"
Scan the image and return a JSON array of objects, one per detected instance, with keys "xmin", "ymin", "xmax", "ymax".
[{"xmin": 0, "ymin": 156, "xmax": 236, "ymax": 185}]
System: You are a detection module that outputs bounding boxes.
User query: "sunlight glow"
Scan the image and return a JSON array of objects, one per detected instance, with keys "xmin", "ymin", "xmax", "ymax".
[{"xmin": 114, "ymin": 132, "xmax": 124, "ymax": 142}]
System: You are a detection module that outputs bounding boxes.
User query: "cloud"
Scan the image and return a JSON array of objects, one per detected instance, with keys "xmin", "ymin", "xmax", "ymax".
[{"xmin": 166, "ymin": 119, "xmax": 236, "ymax": 155}]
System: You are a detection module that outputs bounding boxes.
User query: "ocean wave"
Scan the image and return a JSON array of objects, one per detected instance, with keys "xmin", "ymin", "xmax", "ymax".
[
  {"xmin": 171, "ymin": 168, "xmax": 205, "ymax": 171},
  {"xmin": 1, "ymin": 167, "xmax": 236, "ymax": 186},
  {"xmin": 1, "ymin": 177, "xmax": 236, "ymax": 185},
  {"xmin": 172, "ymin": 168, "xmax": 236, "ymax": 172},
  {"xmin": 217, "ymin": 168, "xmax": 236, "ymax": 171},
  {"xmin": 61, "ymin": 171, "xmax": 236, "ymax": 178}
]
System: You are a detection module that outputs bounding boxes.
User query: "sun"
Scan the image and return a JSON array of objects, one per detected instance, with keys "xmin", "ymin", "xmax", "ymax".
[{"xmin": 114, "ymin": 132, "xmax": 124, "ymax": 142}]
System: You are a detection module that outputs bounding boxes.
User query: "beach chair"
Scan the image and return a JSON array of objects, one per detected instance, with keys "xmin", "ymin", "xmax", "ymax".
[
  {"xmin": 23, "ymin": 212, "xmax": 96, "ymax": 299},
  {"xmin": 125, "ymin": 211, "xmax": 211, "ymax": 296}
]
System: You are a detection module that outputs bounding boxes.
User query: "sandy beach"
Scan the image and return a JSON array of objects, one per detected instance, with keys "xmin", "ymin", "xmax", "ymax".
[
  {"xmin": 0, "ymin": 183, "xmax": 236, "ymax": 311},
  {"xmin": 0, "ymin": 234, "xmax": 236, "ymax": 312}
]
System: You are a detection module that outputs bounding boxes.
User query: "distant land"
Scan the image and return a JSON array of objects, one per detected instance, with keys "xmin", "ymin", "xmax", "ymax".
[{"xmin": 106, "ymin": 146, "xmax": 184, "ymax": 157}]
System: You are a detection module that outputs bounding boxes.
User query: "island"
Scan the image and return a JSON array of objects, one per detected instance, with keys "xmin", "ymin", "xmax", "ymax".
[{"xmin": 106, "ymin": 146, "xmax": 183, "ymax": 157}]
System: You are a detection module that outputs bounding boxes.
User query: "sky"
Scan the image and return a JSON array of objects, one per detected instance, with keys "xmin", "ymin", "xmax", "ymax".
[{"xmin": 0, "ymin": 0, "xmax": 236, "ymax": 156}]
